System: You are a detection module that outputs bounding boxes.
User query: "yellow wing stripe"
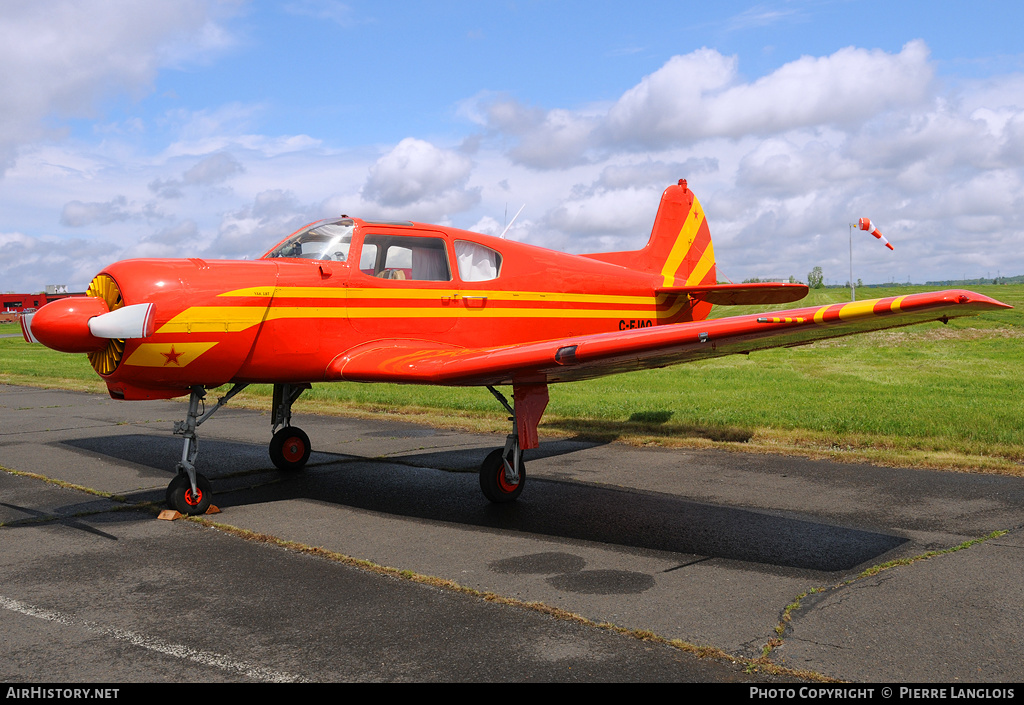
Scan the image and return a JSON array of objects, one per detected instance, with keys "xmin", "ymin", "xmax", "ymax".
[{"xmin": 838, "ymin": 300, "xmax": 879, "ymax": 320}]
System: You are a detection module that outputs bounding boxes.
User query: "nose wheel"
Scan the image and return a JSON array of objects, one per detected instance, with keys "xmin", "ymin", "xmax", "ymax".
[
  {"xmin": 161, "ymin": 382, "xmax": 316, "ymax": 515},
  {"xmin": 166, "ymin": 472, "xmax": 212, "ymax": 516},
  {"xmin": 166, "ymin": 385, "xmax": 247, "ymax": 516}
]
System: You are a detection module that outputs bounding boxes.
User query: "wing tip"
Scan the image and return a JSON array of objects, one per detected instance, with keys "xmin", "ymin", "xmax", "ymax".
[{"xmin": 948, "ymin": 289, "xmax": 1013, "ymax": 310}]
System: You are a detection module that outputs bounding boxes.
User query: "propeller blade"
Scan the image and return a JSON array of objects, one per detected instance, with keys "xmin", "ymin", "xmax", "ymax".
[{"xmin": 20, "ymin": 312, "xmax": 38, "ymax": 343}]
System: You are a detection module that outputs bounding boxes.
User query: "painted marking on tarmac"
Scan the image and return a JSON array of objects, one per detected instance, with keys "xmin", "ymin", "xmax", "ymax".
[{"xmin": 0, "ymin": 594, "xmax": 306, "ymax": 682}]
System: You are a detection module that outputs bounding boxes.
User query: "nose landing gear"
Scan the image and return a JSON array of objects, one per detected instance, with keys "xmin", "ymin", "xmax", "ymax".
[{"xmin": 163, "ymin": 382, "xmax": 312, "ymax": 515}]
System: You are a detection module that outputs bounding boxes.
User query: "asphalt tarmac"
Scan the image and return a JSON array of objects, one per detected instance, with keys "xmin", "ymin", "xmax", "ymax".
[{"xmin": 1, "ymin": 384, "xmax": 1022, "ymax": 683}]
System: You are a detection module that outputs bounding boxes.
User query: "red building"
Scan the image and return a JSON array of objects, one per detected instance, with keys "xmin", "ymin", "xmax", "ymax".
[{"xmin": 1, "ymin": 291, "xmax": 85, "ymax": 322}]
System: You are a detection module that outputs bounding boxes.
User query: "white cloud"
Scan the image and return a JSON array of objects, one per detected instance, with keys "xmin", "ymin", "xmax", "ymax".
[
  {"xmin": 545, "ymin": 187, "xmax": 662, "ymax": 240},
  {"xmin": 362, "ymin": 138, "xmax": 478, "ymax": 210},
  {"xmin": 0, "ymin": 231, "xmax": 119, "ymax": 292},
  {"xmin": 607, "ymin": 40, "xmax": 933, "ymax": 147},
  {"xmin": 211, "ymin": 190, "xmax": 316, "ymax": 258},
  {"xmin": 60, "ymin": 195, "xmax": 166, "ymax": 227},
  {"xmin": 484, "ymin": 41, "xmax": 935, "ymax": 169},
  {"xmin": 508, "ymin": 110, "xmax": 598, "ymax": 169},
  {"xmin": 592, "ymin": 158, "xmax": 719, "ymax": 192},
  {"xmin": 150, "ymin": 151, "xmax": 244, "ymax": 198},
  {"xmin": 0, "ymin": 0, "xmax": 238, "ymax": 175}
]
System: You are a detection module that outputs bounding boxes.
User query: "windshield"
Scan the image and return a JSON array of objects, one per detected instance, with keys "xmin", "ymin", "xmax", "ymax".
[{"xmin": 264, "ymin": 219, "xmax": 354, "ymax": 261}]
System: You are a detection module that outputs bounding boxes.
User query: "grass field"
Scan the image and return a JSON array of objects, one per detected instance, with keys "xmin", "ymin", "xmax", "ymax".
[{"xmin": 2, "ymin": 284, "xmax": 1021, "ymax": 473}]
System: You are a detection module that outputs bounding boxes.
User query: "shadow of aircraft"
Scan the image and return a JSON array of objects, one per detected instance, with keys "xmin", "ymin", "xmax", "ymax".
[{"xmin": 62, "ymin": 434, "xmax": 905, "ymax": 576}]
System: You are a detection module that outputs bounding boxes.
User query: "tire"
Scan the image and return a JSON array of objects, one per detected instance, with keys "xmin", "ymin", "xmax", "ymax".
[
  {"xmin": 479, "ymin": 448, "xmax": 525, "ymax": 503},
  {"xmin": 167, "ymin": 473, "xmax": 212, "ymax": 516},
  {"xmin": 269, "ymin": 426, "xmax": 311, "ymax": 471}
]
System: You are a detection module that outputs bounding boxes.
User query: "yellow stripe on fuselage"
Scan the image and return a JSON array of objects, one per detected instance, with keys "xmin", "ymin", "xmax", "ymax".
[
  {"xmin": 341, "ymin": 307, "xmax": 669, "ymax": 320},
  {"xmin": 155, "ymin": 285, "xmax": 700, "ymax": 334},
  {"xmin": 157, "ymin": 307, "xmax": 269, "ymax": 334},
  {"xmin": 220, "ymin": 286, "xmax": 660, "ymax": 306},
  {"xmin": 159, "ymin": 304, "xmax": 685, "ymax": 333},
  {"xmin": 123, "ymin": 342, "xmax": 219, "ymax": 367}
]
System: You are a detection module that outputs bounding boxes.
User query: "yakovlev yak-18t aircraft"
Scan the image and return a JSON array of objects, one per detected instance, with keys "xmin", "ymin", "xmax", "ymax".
[{"xmin": 22, "ymin": 180, "xmax": 1010, "ymax": 515}]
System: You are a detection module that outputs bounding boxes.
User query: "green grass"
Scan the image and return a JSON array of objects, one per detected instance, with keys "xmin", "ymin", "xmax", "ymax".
[{"xmin": 2, "ymin": 285, "xmax": 1021, "ymax": 473}]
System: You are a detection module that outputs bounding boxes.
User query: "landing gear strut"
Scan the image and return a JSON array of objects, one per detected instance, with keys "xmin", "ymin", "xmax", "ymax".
[
  {"xmin": 164, "ymin": 382, "xmax": 313, "ymax": 515},
  {"xmin": 268, "ymin": 383, "xmax": 311, "ymax": 471},
  {"xmin": 169, "ymin": 383, "xmax": 247, "ymax": 515},
  {"xmin": 480, "ymin": 384, "xmax": 548, "ymax": 503}
]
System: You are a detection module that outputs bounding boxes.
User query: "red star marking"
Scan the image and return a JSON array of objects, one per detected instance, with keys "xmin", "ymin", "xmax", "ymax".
[{"xmin": 161, "ymin": 345, "xmax": 183, "ymax": 366}]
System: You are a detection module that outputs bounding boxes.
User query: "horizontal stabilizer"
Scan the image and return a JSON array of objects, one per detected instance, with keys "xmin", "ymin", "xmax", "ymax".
[{"xmin": 657, "ymin": 282, "xmax": 809, "ymax": 306}]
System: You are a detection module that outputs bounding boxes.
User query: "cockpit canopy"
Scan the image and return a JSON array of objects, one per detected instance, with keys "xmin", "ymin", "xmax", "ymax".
[
  {"xmin": 262, "ymin": 217, "xmax": 503, "ymax": 283},
  {"xmin": 264, "ymin": 218, "xmax": 354, "ymax": 261}
]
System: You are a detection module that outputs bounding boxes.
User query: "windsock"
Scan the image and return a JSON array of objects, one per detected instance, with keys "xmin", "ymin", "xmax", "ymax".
[{"xmin": 858, "ymin": 218, "xmax": 894, "ymax": 250}]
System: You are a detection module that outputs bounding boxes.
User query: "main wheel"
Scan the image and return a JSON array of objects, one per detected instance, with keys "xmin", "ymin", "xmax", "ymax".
[
  {"xmin": 269, "ymin": 426, "xmax": 311, "ymax": 471},
  {"xmin": 166, "ymin": 473, "xmax": 212, "ymax": 516},
  {"xmin": 479, "ymin": 448, "xmax": 525, "ymax": 503}
]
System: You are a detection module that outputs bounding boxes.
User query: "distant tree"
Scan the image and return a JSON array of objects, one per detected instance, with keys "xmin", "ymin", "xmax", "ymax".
[{"xmin": 807, "ymin": 266, "xmax": 824, "ymax": 289}]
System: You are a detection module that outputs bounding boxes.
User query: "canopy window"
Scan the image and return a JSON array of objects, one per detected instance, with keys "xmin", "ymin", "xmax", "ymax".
[
  {"xmin": 454, "ymin": 240, "xmax": 502, "ymax": 282},
  {"xmin": 264, "ymin": 219, "xmax": 354, "ymax": 261},
  {"xmin": 361, "ymin": 234, "xmax": 452, "ymax": 282}
]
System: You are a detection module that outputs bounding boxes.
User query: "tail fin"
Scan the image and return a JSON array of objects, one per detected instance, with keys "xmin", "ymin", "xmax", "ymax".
[{"xmin": 584, "ymin": 180, "xmax": 717, "ymax": 287}]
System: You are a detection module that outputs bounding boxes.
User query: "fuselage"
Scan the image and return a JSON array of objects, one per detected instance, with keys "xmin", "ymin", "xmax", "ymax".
[{"xmin": 87, "ymin": 219, "xmax": 708, "ymax": 400}]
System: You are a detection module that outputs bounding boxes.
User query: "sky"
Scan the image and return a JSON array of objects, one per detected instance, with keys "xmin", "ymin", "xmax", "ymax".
[{"xmin": 3, "ymin": 0, "xmax": 1024, "ymax": 292}]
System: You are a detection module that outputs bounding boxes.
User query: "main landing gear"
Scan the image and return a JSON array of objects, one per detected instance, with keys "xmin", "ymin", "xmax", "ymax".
[
  {"xmin": 268, "ymin": 383, "xmax": 312, "ymax": 471},
  {"xmin": 165, "ymin": 382, "xmax": 312, "ymax": 515},
  {"xmin": 161, "ymin": 380, "xmax": 546, "ymax": 512},
  {"xmin": 480, "ymin": 384, "xmax": 548, "ymax": 504}
]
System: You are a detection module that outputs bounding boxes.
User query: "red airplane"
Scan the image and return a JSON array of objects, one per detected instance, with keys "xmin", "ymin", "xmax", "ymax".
[{"xmin": 22, "ymin": 180, "xmax": 1010, "ymax": 515}]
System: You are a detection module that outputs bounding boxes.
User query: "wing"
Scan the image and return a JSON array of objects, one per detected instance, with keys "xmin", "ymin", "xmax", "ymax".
[{"xmin": 325, "ymin": 289, "xmax": 1010, "ymax": 387}]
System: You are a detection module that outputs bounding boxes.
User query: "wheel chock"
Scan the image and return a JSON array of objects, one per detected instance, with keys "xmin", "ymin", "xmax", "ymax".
[{"xmin": 157, "ymin": 505, "xmax": 220, "ymax": 521}]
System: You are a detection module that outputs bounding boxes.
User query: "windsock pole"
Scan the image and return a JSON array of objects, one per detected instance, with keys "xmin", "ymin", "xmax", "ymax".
[{"xmin": 849, "ymin": 223, "xmax": 855, "ymax": 301}]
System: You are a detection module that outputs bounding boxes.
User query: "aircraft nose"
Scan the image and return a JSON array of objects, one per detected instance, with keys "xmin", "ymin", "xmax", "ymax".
[{"xmin": 29, "ymin": 297, "xmax": 111, "ymax": 353}]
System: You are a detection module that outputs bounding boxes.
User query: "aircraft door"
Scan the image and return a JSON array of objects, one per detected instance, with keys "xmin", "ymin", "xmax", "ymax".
[{"xmin": 348, "ymin": 228, "xmax": 458, "ymax": 336}]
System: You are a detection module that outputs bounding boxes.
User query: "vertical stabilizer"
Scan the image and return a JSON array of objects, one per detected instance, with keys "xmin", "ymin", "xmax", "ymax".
[{"xmin": 584, "ymin": 180, "xmax": 717, "ymax": 288}]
